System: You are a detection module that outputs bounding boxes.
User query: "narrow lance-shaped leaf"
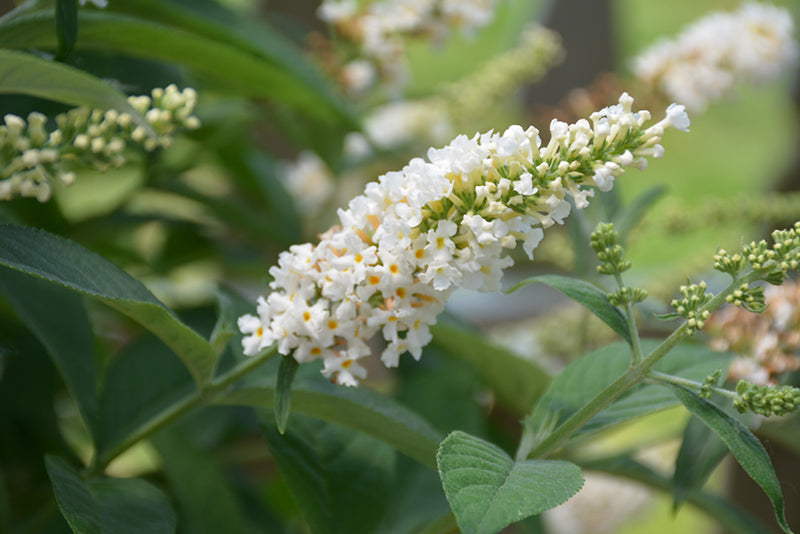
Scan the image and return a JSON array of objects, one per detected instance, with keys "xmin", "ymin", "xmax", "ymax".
[
  {"xmin": 0, "ymin": 10, "xmax": 357, "ymax": 126},
  {"xmin": 506, "ymin": 274, "xmax": 632, "ymax": 344},
  {"xmin": 216, "ymin": 373, "xmax": 442, "ymax": 468},
  {"xmin": 0, "ymin": 266, "xmax": 100, "ymax": 441},
  {"xmin": 0, "ymin": 225, "xmax": 218, "ymax": 385},
  {"xmin": 153, "ymin": 430, "xmax": 253, "ymax": 534},
  {"xmin": 0, "ymin": 49, "xmax": 150, "ymax": 132},
  {"xmin": 208, "ymin": 289, "xmax": 236, "ymax": 356},
  {"xmin": 669, "ymin": 385, "xmax": 793, "ymax": 534},
  {"xmin": 274, "ymin": 355, "xmax": 299, "ymax": 434},
  {"xmin": 437, "ymin": 431, "xmax": 584, "ymax": 534},
  {"xmin": 55, "ymin": 0, "xmax": 78, "ymax": 61},
  {"xmin": 430, "ymin": 318, "xmax": 551, "ymax": 415},
  {"xmin": 672, "ymin": 415, "xmax": 730, "ymax": 510},
  {"xmin": 527, "ymin": 340, "xmax": 730, "ymax": 439},
  {"xmin": 45, "ymin": 455, "xmax": 176, "ymax": 534},
  {"xmin": 259, "ymin": 411, "xmax": 395, "ymax": 534}
]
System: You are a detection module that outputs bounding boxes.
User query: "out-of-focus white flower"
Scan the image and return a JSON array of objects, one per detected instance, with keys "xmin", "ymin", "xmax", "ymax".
[
  {"xmin": 0, "ymin": 85, "xmax": 200, "ymax": 202},
  {"xmin": 239, "ymin": 94, "xmax": 688, "ymax": 385},
  {"xmin": 708, "ymin": 281, "xmax": 800, "ymax": 385},
  {"xmin": 318, "ymin": 0, "xmax": 506, "ymax": 90},
  {"xmin": 280, "ymin": 152, "xmax": 335, "ymax": 215},
  {"xmin": 79, "ymin": 0, "xmax": 108, "ymax": 7},
  {"xmin": 633, "ymin": 2, "xmax": 799, "ymax": 111}
]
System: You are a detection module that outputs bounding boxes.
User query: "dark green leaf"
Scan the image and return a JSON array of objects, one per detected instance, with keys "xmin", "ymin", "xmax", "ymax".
[
  {"xmin": 437, "ymin": 431, "xmax": 583, "ymax": 534},
  {"xmin": 670, "ymin": 385, "xmax": 793, "ymax": 533},
  {"xmin": 0, "ymin": 225, "xmax": 218, "ymax": 385},
  {"xmin": 506, "ymin": 274, "xmax": 632, "ymax": 344},
  {"xmin": 45, "ymin": 455, "xmax": 176, "ymax": 534},
  {"xmin": 374, "ymin": 456, "xmax": 450, "ymax": 534},
  {"xmin": 0, "ymin": 10, "xmax": 358, "ymax": 126},
  {"xmin": 275, "ymin": 355, "xmax": 299, "ymax": 434},
  {"xmin": 527, "ymin": 340, "xmax": 731, "ymax": 438},
  {"xmin": 96, "ymin": 336, "xmax": 194, "ymax": 459},
  {"xmin": 429, "ymin": 319, "xmax": 551, "ymax": 415},
  {"xmin": 672, "ymin": 415, "xmax": 729, "ymax": 509},
  {"xmin": 0, "ymin": 266, "xmax": 99, "ymax": 441},
  {"xmin": 580, "ymin": 454, "xmax": 774, "ymax": 534},
  {"xmin": 55, "ymin": 0, "xmax": 78, "ymax": 61},
  {"xmin": 216, "ymin": 374, "xmax": 442, "ymax": 468},
  {"xmin": 259, "ymin": 412, "xmax": 395, "ymax": 534},
  {"xmin": 153, "ymin": 430, "xmax": 252, "ymax": 534},
  {"xmin": 0, "ymin": 49, "xmax": 148, "ymax": 130}
]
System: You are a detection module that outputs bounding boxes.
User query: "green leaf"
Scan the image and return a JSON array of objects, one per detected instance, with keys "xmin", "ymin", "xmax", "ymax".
[
  {"xmin": 153, "ymin": 430, "xmax": 253, "ymax": 534},
  {"xmin": 55, "ymin": 0, "xmax": 78, "ymax": 60},
  {"xmin": 0, "ymin": 266, "xmax": 100, "ymax": 441},
  {"xmin": 259, "ymin": 412, "xmax": 395, "ymax": 534},
  {"xmin": 274, "ymin": 355, "xmax": 299, "ymax": 434},
  {"xmin": 96, "ymin": 335, "xmax": 194, "ymax": 459},
  {"xmin": 0, "ymin": 9, "xmax": 358, "ymax": 126},
  {"xmin": 429, "ymin": 318, "xmax": 551, "ymax": 415},
  {"xmin": 669, "ymin": 385, "xmax": 793, "ymax": 534},
  {"xmin": 580, "ymin": 454, "xmax": 774, "ymax": 534},
  {"xmin": 506, "ymin": 274, "xmax": 632, "ymax": 344},
  {"xmin": 216, "ymin": 373, "xmax": 442, "ymax": 468},
  {"xmin": 45, "ymin": 455, "xmax": 176, "ymax": 534},
  {"xmin": 527, "ymin": 340, "xmax": 730, "ymax": 438},
  {"xmin": 208, "ymin": 289, "xmax": 236, "ymax": 356},
  {"xmin": 672, "ymin": 415, "xmax": 729, "ymax": 510},
  {"xmin": 0, "ymin": 225, "xmax": 218, "ymax": 385},
  {"xmin": 437, "ymin": 431, "xmax": 584, "ymax": 534},
  {"xmin": 0, "ymin": 49, "xmax": 148, "ymax": 129}
]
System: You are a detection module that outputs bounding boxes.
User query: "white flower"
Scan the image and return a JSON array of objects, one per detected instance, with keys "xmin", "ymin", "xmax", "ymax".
[
  {"xmin": 79, "ymin": 0, "xmax": 107, "ymax": 7},
  {"xmin": 633, "ymin": 2, "xmax": 799, "ymax": 111},
  {"xmin": 240, "ymin": 94, "xmax": 688, "ymax": 385}
]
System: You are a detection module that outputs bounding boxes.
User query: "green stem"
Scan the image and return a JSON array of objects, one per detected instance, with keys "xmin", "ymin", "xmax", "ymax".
[
  {"xmin": 89, "ymin": 345, "xmax": 278, "ymax": 475},
  {"xmin": 646, "ymin": 371, "xmax": 737, "ymax": 401},
  {"xmin": 615, "ymin": 272, "xmax": 643, "ymax": 365},
  {"xmin": 523, "ymin": 272, "xmax": 753, "ymax": 459}
]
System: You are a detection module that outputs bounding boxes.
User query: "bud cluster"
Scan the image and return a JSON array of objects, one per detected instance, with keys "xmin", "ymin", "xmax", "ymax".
[
  {"xmin": 0, "ymin": 85, "xmax": 200, "ymax": 202},
  {"xmin": 725, "ymin": 283, "xmax": 766, "ymax": 313},
  {"xmin": 733, "ymin": 380, "xmax": 800, "ymax": 417},
  {"xmin": 671, "ymin": 281, "xmax": 713, "ymax": 333},
  {"xmin": 590, "ymin": 222, "xmax": 630, "ymax": 276},
  {"xmin": 607, "ymin": 286, "xmax": 648, "ymax": 307},
  {"xmin": 698, "ymin": 368, "xmax": 723, "ymax": 399},
  {"xmin": 240, "ymin": 94, "xmax": 689, "ymax": 385}
]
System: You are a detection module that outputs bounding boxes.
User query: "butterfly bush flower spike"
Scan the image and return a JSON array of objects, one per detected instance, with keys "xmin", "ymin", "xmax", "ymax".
[
  {"xmin": 239, "ymin": 94, "xmax": 689, "ymax": 385},
  {"xmin": 633, "ymin": 2, "xmax": 799, "ymax": 111}
]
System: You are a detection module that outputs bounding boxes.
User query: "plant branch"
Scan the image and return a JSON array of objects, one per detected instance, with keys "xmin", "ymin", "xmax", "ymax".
[
  {"xmin": 524, "ymin": 271, "xmax": 753, "ymax": 459},
  {"xmin": 89, "ymin": 345, "xmax": 278, "ymax": 475}
]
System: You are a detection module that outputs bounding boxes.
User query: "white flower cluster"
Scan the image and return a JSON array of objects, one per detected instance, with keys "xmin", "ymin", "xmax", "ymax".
[
  {"xmin": 0, "ymin": 85, "xmax": 200, "ymax": 202},
  {"xmin": 240, "ymin": 94, "xmax": 689, "ymax": 386},
  {"xmin": 79, "ymin": 0, "xmax": 107, "ymax": 7},
  {"xmin": 633, "ymin": 2, "xmax": 799, "ymax": 112},
  {"xmin": 318, "ymin": 0, "xmax": 504, "ymax": 91}
]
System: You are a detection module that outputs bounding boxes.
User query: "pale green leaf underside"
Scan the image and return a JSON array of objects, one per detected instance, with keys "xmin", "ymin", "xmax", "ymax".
[{"xmin": 437, "ymin": 431, "xmax": 584, "ymax": 534}]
